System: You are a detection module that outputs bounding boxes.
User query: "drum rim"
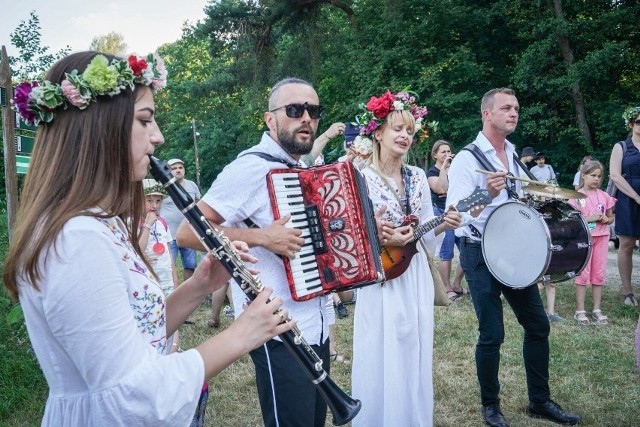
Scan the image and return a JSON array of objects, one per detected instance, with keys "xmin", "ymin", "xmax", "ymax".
[{"xmin": 481, "ymin": 200, "xmax": 552, "ymax": 288}]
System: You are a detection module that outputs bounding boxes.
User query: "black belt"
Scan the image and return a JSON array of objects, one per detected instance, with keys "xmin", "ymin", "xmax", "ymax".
[{"xmin": 460, "ymin": 236, "xmax": 481, "ymax": 246}]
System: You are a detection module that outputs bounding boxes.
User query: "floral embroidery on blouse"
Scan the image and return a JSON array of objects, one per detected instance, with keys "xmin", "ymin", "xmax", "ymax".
[
  {"xmin": 363, "ymin": 166, "xmax": 426, "ymax": 227},
  {"xmin": 95, "ymin": 216, "xmax": 169, "ymax": 354}
]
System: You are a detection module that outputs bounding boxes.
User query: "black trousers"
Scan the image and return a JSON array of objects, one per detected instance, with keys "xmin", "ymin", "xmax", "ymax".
[
  {"xmin": 459, "ymin": 239, "xmax": 551, "ymax": 406},
  {"xmin": 250, "ymin": 338, "xmax": 331, "ymax": 427}
]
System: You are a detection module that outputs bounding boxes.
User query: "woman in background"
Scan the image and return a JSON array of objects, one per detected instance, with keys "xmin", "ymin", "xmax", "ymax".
[
  {"xmin": 427, "ymin": 139, "xmax": 466, "ymax": 301},
  {"xmin": 609, "ymin": 106, "xmax": 640, "ymax": 306}
]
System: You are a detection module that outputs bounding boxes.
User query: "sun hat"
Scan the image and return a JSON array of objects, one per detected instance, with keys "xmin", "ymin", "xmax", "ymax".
[
  {"xmin": 142, "ymin": 178, "xmax": 166, "ymax": 197},
  {"xmin": 167, "ymin": 158, "xmax": 184, "ymax": 166}
]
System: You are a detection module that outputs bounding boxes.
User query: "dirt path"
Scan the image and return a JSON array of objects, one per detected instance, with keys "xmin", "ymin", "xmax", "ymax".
[{"xmin": 605, "ymin": 242, "xmax": 640, "ymax": 290}]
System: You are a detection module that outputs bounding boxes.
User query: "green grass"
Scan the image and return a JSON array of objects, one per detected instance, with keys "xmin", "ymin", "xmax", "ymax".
[
  {"xmin": 1, "ymin": 247, "xmax": 639, "ymax": 426},
  {"xmin": 0, "ymin": 207, "xmax": 48, "ymax": 426}
]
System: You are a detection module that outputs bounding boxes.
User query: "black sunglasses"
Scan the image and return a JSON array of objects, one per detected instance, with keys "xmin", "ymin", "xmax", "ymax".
[
  {"xmin": 270, "ymin": 102, "xmax": 324, "ymax": 119},
  {"xmin": 634, "ymin": 119, "xmax": 640, "ymax": 125}
]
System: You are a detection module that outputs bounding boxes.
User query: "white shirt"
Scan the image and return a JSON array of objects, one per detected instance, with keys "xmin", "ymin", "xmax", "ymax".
[
  {"xmin": 202, "ymin": 132, "xmax": 329, "ymax": 346},
  {"xmin": 530, "ymin": 163, "xmax": 556, "ymax": 182},
  {"xmin": 573, "ymin": 171, "xmax": 581, "ymax": 187},
  {"xmin": 446, "ymin": 131, "xmax": 525, "ymax": 240},
  {"xmin": 18, "ymin": 215, "xmax": 204, "ymax": 426},
  {"xmin": 143, "ymin": 216, "xmax": 174, "ymax": 294}
]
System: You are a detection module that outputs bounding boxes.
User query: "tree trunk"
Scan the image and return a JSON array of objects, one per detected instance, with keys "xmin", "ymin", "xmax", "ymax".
[{"xmin": 550, "ymin": 0, "xmax": 593, "ymax": 148}]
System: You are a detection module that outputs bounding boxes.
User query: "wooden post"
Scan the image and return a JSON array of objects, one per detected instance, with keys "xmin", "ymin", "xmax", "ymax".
[
  {"xmin": 191, "ymin": 118, "xmax": 201, "ymax": 190},
  {"xmin": 1, "ymin": 45, "xmax": 18, "ymax": 241}
]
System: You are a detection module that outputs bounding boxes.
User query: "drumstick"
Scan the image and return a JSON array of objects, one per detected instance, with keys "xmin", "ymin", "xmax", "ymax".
[{"xmin": 475, "ymin": 169, "xmax": 546, "ymax": 186}]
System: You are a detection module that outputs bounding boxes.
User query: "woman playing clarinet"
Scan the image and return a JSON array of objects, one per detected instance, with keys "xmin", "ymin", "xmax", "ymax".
[{"xmin": 3, "ymin": 51, "xmax": 292, "ymax": 426}]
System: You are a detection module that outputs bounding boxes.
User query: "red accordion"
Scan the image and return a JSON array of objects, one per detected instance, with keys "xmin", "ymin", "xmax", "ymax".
[{"xmin": 267, "ymin": 162, "xmax": 385, "ymax": 301}]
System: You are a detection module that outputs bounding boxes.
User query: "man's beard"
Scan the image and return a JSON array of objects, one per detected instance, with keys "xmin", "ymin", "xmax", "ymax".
[{"xmin": 277, "ymin": 124, "xmax": 315, "ymax": 155}]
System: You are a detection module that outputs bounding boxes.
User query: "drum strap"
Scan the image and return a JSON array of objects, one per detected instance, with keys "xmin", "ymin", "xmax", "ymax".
[
  {"xmin": 512, "ymin": 155, "xmax": 537, "ymax": 180},
  {"xmin": 463, "ymin": 143, "xmax": 521, "ymax": 200}
]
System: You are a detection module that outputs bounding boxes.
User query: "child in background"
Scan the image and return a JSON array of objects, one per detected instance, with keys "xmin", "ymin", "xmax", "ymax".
[
  {"xmin": 570, "ymin": 160, "xmax": 616, "ymax": 325},
  {"xmin": 141, "ymin": 179, "xmax": 181, "ymax": 349}
]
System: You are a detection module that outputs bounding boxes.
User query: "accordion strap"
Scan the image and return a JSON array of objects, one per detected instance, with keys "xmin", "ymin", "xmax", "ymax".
[
  {"xmin": 238, "ymin": 151, "xmax": 298, "ymax": 167},
  {"xmin": 237, "ymin": 151, "xmax": 296, "ymax": 229}
]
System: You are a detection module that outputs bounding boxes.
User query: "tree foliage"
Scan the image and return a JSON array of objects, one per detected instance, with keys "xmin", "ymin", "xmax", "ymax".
[
  {"xmin": 89, "ymin": 32, "xmax": 128, "ymax": 57},
  {"xmin": 8, "ymin": 2, "xmax": 639, "ymax": 189},
  {"xmin": 161, "ymin": 0, "xmax": 637, "ymax": 188},
  {"xmin": 8, "ymin": 10, "xmax": 70, "ymax": 79}
]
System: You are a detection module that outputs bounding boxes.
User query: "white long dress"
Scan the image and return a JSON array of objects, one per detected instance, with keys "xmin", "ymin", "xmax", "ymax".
[{"xmin": 352, "ymin": 165, "xmax": 436, "ymax": 427}]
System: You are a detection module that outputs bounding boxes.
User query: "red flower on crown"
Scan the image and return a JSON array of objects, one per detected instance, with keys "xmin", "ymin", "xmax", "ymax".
[
  {"xmin": 365, "ymin": 91, "xmax": 396, "ymax": 119},
  {"xmin": 128, "ymin": 55, "xmax": 148, "ymax": 76}
]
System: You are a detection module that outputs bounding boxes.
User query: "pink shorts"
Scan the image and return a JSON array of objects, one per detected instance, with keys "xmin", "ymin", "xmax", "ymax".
[{"xmin": 575, "ymin": 235, "xmax": 608, "ymax": 286}]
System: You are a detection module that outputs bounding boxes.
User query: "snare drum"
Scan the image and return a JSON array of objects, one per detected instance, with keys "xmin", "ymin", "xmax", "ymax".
[{"xmin": 482, "ymin": 200, "xmax": 591, "ymax": 288}]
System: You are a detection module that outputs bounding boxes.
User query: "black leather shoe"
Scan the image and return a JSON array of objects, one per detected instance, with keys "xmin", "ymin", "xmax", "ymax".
[
  {"xmin": 528, "ymin": 400, "xmax": 581, "ymax": 425},
  {"xmin": 482, "ymin": 404, "xmax": 510, "ymax": 427}
]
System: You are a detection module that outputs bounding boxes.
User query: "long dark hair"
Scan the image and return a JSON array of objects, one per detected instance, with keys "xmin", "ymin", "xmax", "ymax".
[{"xmin": 3, "ymin": 51, "xmax": 149, "ymax": 300}]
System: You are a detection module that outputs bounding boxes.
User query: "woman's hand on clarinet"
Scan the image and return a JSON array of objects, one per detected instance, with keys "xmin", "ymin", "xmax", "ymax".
[
  {"xmin": 231, "ymin": 287, "xmax": 294, "ymax": 351},
  {"xmin": 190, "ymin": 241, "xmax": 257, "ymax": 294}
]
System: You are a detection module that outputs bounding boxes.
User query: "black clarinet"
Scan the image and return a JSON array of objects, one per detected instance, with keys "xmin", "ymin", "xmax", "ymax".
[{"xmin": 149, "ymin": 156, "xmax": 361, "ymax": 426}]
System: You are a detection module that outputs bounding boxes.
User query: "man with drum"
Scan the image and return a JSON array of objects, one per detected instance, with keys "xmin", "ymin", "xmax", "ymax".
[{"xmin": 446, "ymin": 88, "xmax": 581, "ymax": 427}]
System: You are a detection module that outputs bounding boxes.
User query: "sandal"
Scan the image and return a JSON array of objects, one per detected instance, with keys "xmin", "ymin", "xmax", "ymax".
[
  {"xmin": 330, "ymin": 353, "xmax": 351, "ymax": 365},
  {"xmin": 592, "ymin": 309, "xmax": 609, "ymax": 325},
  {"xmin": 452, "ymin": 288, "xmax": 468, "ymax": 297},
  {"xmin": 624, "ymin": 293, "xmax": 638, "ymax": 307},
  {"xmin": 574, "ymin": 311, "xmax": 590, "ymax": 325},
  {"xmin": 447, "ymin": 291, "xmax": 462, "ymax": 302}
]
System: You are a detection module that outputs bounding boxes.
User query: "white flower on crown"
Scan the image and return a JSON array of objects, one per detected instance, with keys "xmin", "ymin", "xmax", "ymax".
[{"xmin": 353, "ymin": 135, "xmax": 373, "ymax": 156}]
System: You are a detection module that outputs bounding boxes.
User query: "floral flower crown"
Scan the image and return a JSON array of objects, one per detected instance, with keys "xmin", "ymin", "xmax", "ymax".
[
  {"xmin": 12, "ymin": 53, "xmax": 168, "ymax": 126},
  {"xmin": 143, "ymin": 179, "xmax": 167, "ymax": 197},
  {"xmin": 622, "ymin": 106, "xmax": 640, "ymax": 126},
  {"xmin": 354, "ymin": 91, "xmax": 437, "ymax": 147}
]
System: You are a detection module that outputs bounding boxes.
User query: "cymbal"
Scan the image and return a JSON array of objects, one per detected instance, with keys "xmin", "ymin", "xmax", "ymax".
[{"xmin": 523, "ymin": 183, "xmax": 586, "ymax": 200}]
